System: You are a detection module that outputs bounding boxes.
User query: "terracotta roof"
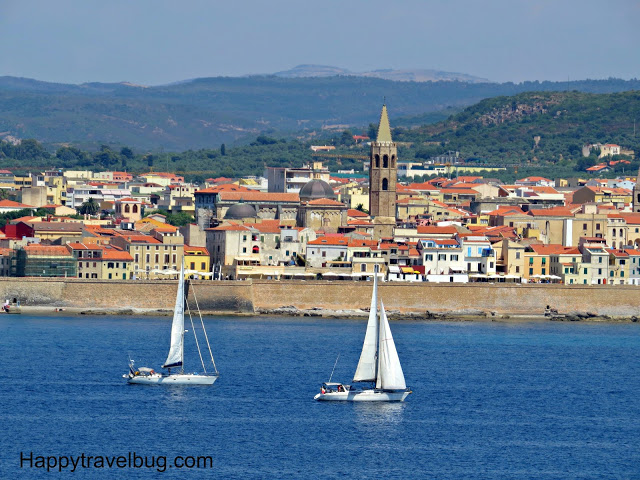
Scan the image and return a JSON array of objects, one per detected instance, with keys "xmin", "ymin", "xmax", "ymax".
[
  {"xmin": 185, "ymin": 245, "xmax": 210, "ymax": 255},
  {"xmin": 196, "ymin": 184, "xmax": 252, "ymax": 194},
  {"xmin": 0, "ymin": 199, "xmax": 35, "ymax": 209},
  {"xmin": 529, "ymin": 244, "xmax": 579, "ymax": 255},
  {"xmin": 619, "ymin": 213, "xmax": 640, "ymax": 224},
  {"xmin": 23, "ymin": 245, "xmax": 72, "ymax": 256},
  {"xmin": 347, "ymin": 209, "xmax": 368, "ymax": 218},
  {"xmin": 609, "ymin": 249, "xmax": 629, "ymax": 258},
  {"xmin": 121, "ymin": 235, "xmax": 161, "ymax": 244},
  {"xmin": 250, "ymin": 221, "xmax": 282, "ymax": 234},
  {"xmin": 416, "ymin": 225, "xmax": 458, "ymax": 234},
  {"xmin": 439, "ymin": 188, "xmax": 479, "ymax": 195},
  {"xmin": 308, "ymin": 237, "xmax": 349, "ymax": 246},
  {"xmin": 208, "ymin": 224, "xmax": 249, "ymax": 232},
  {"xmin": 528, "ymin": 207, "xmax": 574, "ymax": 217},
  {"xmin": 217, "ymin": 192, "xmax": 299, "ymax": 202},
  {"xmin": 486, "ymin": 206, "xmax": 525, "ymax": 216},
  {"xmin": 306, "ymin": 198, "xmax": 344, "ymax": 206},
  {"xmin": 405, "ymin": 182, "xmax": 439, "ymax": 191}
]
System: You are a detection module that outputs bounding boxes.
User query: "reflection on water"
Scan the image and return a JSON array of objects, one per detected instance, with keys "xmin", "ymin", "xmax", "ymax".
[{"xmin": 354, "ymin": 401, "xmax": 407, "ymax": 426}]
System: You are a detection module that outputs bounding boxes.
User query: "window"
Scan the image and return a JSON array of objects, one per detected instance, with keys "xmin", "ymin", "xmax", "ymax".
[
  {"xmin": 529, "ymin": 268, "xmax": 534, "ymax": 275},
  {"xmin": 610, "ymin": 271, "xmax": 614, "ymax": 277},
  {"xmin": 515, "ymin": 252, "xmax": 520, "ymax": 259},
  {"xmin": 596, "ymin": 224, "xmax": 601, "ymax": 231},
  {"xmin": 599, "ymin": 257, "xmax": 603, "ymax": 263},
  {"xmin": 242, "ymin": 247, "xmax": 247, "ymax": 253},
  {"xmin": 425, "ymin": 254, "xmax": 433, "ymax": 261},
  {"xmin": 613, "ymin": 229, "xmax": 617, "ymax": 236},
  {"xmin": 382, "ymin": 178, "xmax": 388, "ymax": 191},
  {"xmin": 438, "ymin": 254, "xmax": 446, "ymax": 261},
  {"xmin": 529, "ymin": 258, "xmax": 534, "ymax": 265},
  {"xmin": 201, "ymin": 262, "xmax": 205, "ymax": 269},
  {"xmin": 190, "ymin": 262, "xmax": 195, "ymax": 269},
  {"xmin": 621, "ymin": 271, "xmax": 625, "ymax": 277},
  {"xmin": 383, "ymin": 155, "xmax": 389, "ymax": 168},
  {"xmin": 541, "ymin": 268, "xmax": 546, "ymax": 275},
  {"xmin": 542, "ymin": 258, "xmax": 546, "ymax": 265},
  {"xmin": 322, "ymin": 251, "xmax": 326, "ymax": 258},
  {"xmin": 451, "ymin": 255, "xmax": 458, "ymax": 261},
  {"xmin": 515, "ymin": 266, "xmax": 520, "ymax": 273},
  {"xmin": 360, "ymin": 264, "xmax": 366, "ymax": 272},
  {"xmin": 584, "ymin": 268, "xmax": 587, "ymax": 274},
  {"xmin": 583, "ymin": 223, "xmax": 587, "ymax": 230}
]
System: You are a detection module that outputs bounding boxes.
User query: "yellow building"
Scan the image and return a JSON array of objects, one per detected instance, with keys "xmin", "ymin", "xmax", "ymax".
[{"xmin": 184, "ymin": 245, "xmax": 210, "ymax": 278}]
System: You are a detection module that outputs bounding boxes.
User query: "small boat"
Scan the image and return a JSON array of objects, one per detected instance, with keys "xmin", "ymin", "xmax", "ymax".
[
  {"xmin": 125, "ymin": 263, "xmax": 219, "ymax": 385},
  {"xmin": 314, "ymin": 271, "xmax": 411, "ymax": 402},
  {"xmin": 2, "ymin": 299, "xmax": 22, "ymax": 314}
]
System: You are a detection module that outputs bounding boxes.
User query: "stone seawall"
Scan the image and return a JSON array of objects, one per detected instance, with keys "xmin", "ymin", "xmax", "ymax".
[{"xmin": 1, "ymin": 277, "xmax": 639, "ymax": 318}]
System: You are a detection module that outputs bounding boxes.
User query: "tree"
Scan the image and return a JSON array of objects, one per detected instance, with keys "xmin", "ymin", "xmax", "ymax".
[
  {"xmin": 120, "ymin": 146, "xmax": 134, "ymax": 159},
  {"xmin": 79, "ymin": 197, "xmax": 100, "ymax": 215},
  {"xmin": 340, "ymin": 129, "xmax": 353, "ymax": 145},
  {"xmin": 355, "ymin": 203, "xmax": 369, "ymax": 214},
  {"xmin": 220, "ymin": 143, "xmax": 226, "ymax": 156}
]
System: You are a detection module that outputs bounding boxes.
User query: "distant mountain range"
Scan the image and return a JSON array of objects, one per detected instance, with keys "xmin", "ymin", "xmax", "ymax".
[
  {"xmin": 271, "ymin": 64, "xmax": 491, "ymax": 83},
  {"xmin": 1, "ymin": 73, "xmax": 639, "ymax": 152}
]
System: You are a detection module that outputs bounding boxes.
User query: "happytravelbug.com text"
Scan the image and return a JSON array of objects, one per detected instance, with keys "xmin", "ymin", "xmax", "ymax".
[{"xmin": 20, "ymin": 451, "xmax": 213, "ymax": 473}]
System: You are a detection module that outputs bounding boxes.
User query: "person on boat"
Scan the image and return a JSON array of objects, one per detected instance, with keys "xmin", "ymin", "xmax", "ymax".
[
  {"xmin": 321, "ymin": 385, "xmax": 326, "ymax": 394},
  {"xmin": 337, "ymin": 385, "xmax": 344, "ymax": 392}
]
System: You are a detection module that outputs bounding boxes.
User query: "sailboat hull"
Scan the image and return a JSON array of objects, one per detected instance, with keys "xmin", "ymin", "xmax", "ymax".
[
  {"xmin": 127, "ymin": 373, "xmax": 218, "ymax": 385},
  {"xmin": 314, "ymin": 389, "xmax": 411, "ymax": 402}
]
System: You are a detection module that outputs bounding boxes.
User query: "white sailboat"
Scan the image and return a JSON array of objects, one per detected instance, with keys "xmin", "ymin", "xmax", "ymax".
[
  {"xmin": 314, "ymin": 272, "xmax": 411, "ymax": 402},
  {"xmin": 125, "ymin": 263, "xmax": 219, "ymax": 385}
]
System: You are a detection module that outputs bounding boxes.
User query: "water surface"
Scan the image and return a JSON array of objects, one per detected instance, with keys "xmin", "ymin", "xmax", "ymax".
[{"xmin": 1, "ymin": 315, "xmax": 639, "ymax": 479}]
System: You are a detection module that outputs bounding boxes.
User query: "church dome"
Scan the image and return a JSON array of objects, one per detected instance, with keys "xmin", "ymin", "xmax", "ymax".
[
  {"xmin": 299, "ymin": 179, "xmax": 336, "ymax": 201},
  {"xmin": 223, "ymin": 202, "xmax": 257, "ymax": 220}
]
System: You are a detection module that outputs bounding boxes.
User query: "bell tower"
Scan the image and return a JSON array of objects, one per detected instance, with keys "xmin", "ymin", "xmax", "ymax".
[
  {"xmin": 369, "ymin": 104, "xmax": 397, "ymax": 238},
  {"xmin": 634, "ymin": 167, "xmax": 640, "ymax": 213}
]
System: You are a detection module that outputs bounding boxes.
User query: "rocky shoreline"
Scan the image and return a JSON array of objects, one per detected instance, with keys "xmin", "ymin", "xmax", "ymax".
[{"xmin": 10, "ymin": 305, "xmax": 639, "ymax": 323}]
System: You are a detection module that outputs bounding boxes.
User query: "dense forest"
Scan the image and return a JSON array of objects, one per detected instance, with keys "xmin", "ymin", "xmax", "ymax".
[
  {"xmin": 1, "ymin": 90, "xmax": 639, "ymax": 184},
  {"xmin": 1, "ymin": 75, "xmax": 640, "ymax": 151}
]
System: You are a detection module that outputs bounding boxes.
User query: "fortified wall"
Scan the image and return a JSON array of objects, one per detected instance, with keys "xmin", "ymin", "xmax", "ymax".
[{"xmin": 1, "ymin": 278, "xmax": 639, "ymax": 318}]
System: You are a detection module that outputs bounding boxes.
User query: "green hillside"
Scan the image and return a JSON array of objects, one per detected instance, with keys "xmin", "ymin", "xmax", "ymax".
[
  {"xmin": 2, "ymin": 90, "xmax": 640, "ymax": 183},
  {"xmin": 1, "ymin": 75, "xmax": 640, "ymax": 151},
  {"xmin": 392, "ymin": 90, "xmax": 640, "ymax": 177}
]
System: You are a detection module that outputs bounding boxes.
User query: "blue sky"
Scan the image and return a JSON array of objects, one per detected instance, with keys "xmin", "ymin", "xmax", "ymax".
[{"xmin": 2, "ymin": 0, "xmax": 639, "ymax": 85}]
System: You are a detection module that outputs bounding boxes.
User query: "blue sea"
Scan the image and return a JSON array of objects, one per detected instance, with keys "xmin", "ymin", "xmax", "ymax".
[{"xmin": 1, "ymin": 315, "xmax": 639, "ymax": 479}]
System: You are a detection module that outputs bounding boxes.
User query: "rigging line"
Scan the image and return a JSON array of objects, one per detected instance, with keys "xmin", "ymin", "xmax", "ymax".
[
  {"xmin": 191, "ymin": 279, "xmax": 218, "ymax": 374},
  {"xmin": 328, "ymin": 353, "xmax": 340, "ymax": 383},
  {"xmin": 185, "ymin": 291, "xmax": 207, "ymax": 374}
]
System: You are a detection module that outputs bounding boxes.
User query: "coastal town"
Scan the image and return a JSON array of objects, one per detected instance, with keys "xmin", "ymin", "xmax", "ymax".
[{"xmin": 0, "ymin": 105, "xmax": 638, "ymax": 287}]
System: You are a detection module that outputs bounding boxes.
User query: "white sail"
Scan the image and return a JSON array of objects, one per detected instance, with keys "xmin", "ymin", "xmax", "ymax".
[
  {"xmin": 163, "ymin": 264, "xmax": 185, "ymax": 369},
  {"xmin": 376, "ymin": 300, "xmax": 406, "ymax": 390},
  {"xmin": 352, "ymin": 274, "xmax": 379, "ymax": 382}
]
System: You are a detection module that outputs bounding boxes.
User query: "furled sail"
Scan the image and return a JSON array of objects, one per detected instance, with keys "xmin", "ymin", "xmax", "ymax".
[
  {"xmin": 376, "ymin": 300, "xmax": 406, "ymax": 390},
  {"xmin": 353, "ymin": 274, "xmax": 379, "ymax": 382},
  {"xmin": 163, "ymin": 264, "xmax": 185, "ymax": 368}
]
